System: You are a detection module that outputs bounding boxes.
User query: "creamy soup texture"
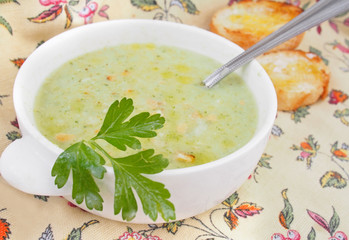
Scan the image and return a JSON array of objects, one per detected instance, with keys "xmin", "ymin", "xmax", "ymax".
[{"xmin": 34, "ymin": 43, "xmax": 258, "ymax": 169}]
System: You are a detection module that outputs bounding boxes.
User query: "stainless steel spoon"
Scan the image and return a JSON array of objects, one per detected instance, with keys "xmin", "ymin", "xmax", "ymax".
[{"xmin": 203, "ymin": 0, "xmax": 349, "ymax": 88}]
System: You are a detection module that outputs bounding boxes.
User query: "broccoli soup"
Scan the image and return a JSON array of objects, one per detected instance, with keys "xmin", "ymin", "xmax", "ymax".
[{"xmin": 34, "ymin": 43, "xmax": 257, "ymax": 169}]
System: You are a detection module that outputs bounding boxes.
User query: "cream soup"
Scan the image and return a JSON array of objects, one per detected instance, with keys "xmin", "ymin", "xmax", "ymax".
[{"xmin": 34, "ymin": 43, "xmax": 257, "ymax": 169}]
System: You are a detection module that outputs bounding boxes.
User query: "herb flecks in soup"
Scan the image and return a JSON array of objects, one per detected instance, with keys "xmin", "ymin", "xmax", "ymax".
[{"xmin": 34, "ymin": 43, "xmax": 257, "ymax": 169}]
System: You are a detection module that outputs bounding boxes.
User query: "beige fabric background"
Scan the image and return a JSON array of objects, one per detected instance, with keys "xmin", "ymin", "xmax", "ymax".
[{"xmin": 1, "ymin": 0, "xmax": 349, "ymax": 239}]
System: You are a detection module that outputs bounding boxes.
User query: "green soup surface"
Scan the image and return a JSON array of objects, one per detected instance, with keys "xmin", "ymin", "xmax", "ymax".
[{"xmin": 34, "ymin": 43, "xmax": 258, "ymax": 169}]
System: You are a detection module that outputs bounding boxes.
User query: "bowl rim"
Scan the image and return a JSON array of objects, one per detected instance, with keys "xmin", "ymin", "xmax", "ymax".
[{"xmin": 13, "ymin": 19, "xmax": 277, "ymax": 176}]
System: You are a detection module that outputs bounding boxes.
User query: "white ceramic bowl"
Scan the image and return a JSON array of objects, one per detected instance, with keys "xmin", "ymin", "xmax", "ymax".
[{"xmin": 0, "ymin": 19, "xmax": 277, "ymax": 223}]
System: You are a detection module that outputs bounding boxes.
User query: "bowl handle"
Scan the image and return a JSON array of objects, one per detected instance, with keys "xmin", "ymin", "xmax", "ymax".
[{"xmin": 0, "ymin": 136, "xmax": 71, "ymax": 196}]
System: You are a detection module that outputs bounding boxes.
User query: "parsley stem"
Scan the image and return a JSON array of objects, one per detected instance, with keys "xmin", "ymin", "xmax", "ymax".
[{"xmin": 88, "ymin": 140, "xmax": 114, "ymax": 163}]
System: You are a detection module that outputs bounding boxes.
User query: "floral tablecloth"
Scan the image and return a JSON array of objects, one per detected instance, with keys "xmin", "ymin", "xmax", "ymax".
[{"xmin": 1, "ymin": 0, "xmax": 349, "ymax": 239}]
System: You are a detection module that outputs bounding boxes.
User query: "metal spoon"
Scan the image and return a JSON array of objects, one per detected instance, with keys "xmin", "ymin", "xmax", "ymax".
[{"xmin": 203, "ymin": 0, "xmax": 349, "ymax": 88}]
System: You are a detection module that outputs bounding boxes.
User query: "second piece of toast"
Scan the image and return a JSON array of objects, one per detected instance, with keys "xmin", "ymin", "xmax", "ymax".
[{"xmin": 257, "ymin": 50, "xmax": 330, "ymax": 111}]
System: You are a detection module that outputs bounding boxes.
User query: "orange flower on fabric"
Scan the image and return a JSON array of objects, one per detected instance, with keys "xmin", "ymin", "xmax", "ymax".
[
  {"xmin": 291, "ymin": 135, "xmax": 319, "ymax": 168},
  {"xmin": 222, "ymin": 192, "xmax": 263, "ymax": 230},
  {"xmin": 329, "ymin": 90, "xmax": 348, "ymax": 104},
  {"xmin": 331, "ymin": 142, "xmax": 349, "ymax": 161},
  {"xmin": 0, "ymin": 208, "xmax": 11, "ymax": 240}
]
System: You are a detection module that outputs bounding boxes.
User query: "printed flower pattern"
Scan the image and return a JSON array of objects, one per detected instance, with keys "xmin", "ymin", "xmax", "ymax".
[
  {"xmin": 131, "ymin": 0, "xmax": 199, "ymax": 22},
  {"xmin": 38, "ymin": 224, "xmax": 53, "ymax": 240},
  {"xmin": 320, "ymin": 171, "xmax": 347, "ymax": 189},
  {"xmin": 307, "ymin": 208, "xmax": 347, "ymax": 240},
  {"xmin": 252, "ymin": 153, "xmax": 272, "ymax": 182},
  {"xmin": 271, "ymin": 230, "xmax": 301, "ymax": 240},
  {"xmin": 291, "ymin": 106, "xmax": 310, "ymax": 123},
  {"xmin": 329, "ymin": 89, "xmax": 349, "ymax": 126},
  {"xmin": 272, "ymin": 190, "xmax": 348, "ymax": 240},
  {"xmin": 0, "ymin": 209, "xmax": 11, "ymax": 240},
  {"xmin": 66, "ymin": 220, "xmax": 99, "ymax": 239},
  {"xmin": 291, "ymin": 135, "xmax": 348, "ymax": 189},
  {"xmin": 117, "ymin": 192, "xmax": 263, "ymax": 239},
  {"xmin": 0, "ymin": 218, "xmax": 11, "ymax": 240},
  {"xmin": 0, "ymin": 0, "xmax": 19, "ymax": 35},
  {"xmin": 222, "ymin": 192, "xmax": 263, "ymax": 230},
  {"xmin": 315, "ymin": 0, "xmax": 349, "ymax": 37},
  {"xmin": 331, "ymin": 142, "xmax": 349, "ymax": 162},
  {"xmin": 119, "ymin": 231, "xmax": 143, "ymax": 240},
  {"xmin": 271, "ymin": 189, "xmax": 301, "ymax": 239},
  {"xmin": 39, "ymin": 0, "xmax": 66, "ymax": 6},
  {"xmin": 118, "ymin": 227, "xmax": 162, "ymax": 240},
  {"xmin": 28, "ymin": 0, "xmax": 109, "ymax": 28},
  {"xmin": 0, "ymin": 95, "xmax": 9, "ymax": 106},
  {"xmin": 330, "ymin": 232, "xmax": 348, "ymax": 240},
  {"xmin": 318, "ymin": 141, "xmax": 349, "ymax": 189},
  {"xmin": 79, "ymin": 1, "xmax": 98, "ymax": 24},
  {"xmin": 161, "ymin": 221, "xmax": 183, "ymax": 234},
  {"xmin": 291, "ymin": 135, "xmax": 319, "ymax": 168},
  {"xmin": 329, "ymin": 90, "xmax": 348, "ymax": 105},
  {"xmin": 1, "ymin": 0, "xmax": 349, "ymax": 239},
  {"xmin": 5, "ymin": 118, "xmax": 21, "ymax": 142}
]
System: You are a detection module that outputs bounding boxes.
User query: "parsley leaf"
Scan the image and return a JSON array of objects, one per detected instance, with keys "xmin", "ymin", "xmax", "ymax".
[
  {"xmin": 111, "ymin": 149, "xmax": 174, "ymax": 221},
  {"xmin": 51, "ymin": 97, "xmax": 175, "ymax": 222},
  {"xmin": 51, "ymin": 141, "xmax": 106, "ymax": 211},
  {"xmin": 92, "ymin": 98, "xmax": 165, "ymax": 151}
]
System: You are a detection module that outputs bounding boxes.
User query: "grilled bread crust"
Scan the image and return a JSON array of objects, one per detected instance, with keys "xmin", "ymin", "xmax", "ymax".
[
  {"xmin": 210, "ymin": 0, "xmax": 304, "ymax": 51},
  {"xmin": 257, "ymin": 50, "xmax": 330, "ymax": 111}
]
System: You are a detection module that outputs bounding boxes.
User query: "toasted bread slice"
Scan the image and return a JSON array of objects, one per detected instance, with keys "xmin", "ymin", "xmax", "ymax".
[
  {"xmin": 257, "ymin": 50, "xmax": 330, "ymax": 111},
  {"xmin": 210, "ymin": 0, "xmax": 304, "ymax": 51}
]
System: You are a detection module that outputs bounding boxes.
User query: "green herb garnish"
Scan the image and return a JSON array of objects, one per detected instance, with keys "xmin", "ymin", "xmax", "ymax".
[{"xmin": 51, "ymin": 97, "xmax": 175, "ymax": 222}]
